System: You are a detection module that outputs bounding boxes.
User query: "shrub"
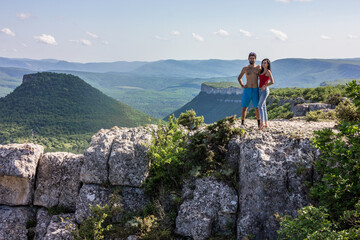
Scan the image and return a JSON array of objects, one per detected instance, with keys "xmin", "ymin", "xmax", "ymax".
[
  {"xmin": 145, "ymin": 115, "xmax": 188, "ymax": 194},
  {"xmin": 276, "ymin": 205, "xmax": 359, "ymax": 239},
  {"xmin": 310, "ymin": 120, "xmax": 360, "ymax": 219},
  {"xmin": 326, "ymin": 94, "xmax": 342, "ymax": 106},
  {"xmin": 178, "ymin": 109, "xmax": 204, "ymax": 130},
  {"xmin": 305, "ymin": 110, "xmax": 336, "ymax": 122},
  {"xmin": 277, "ymin": 80, "xmax": 360, "ymax": 239},
  {"xmin": 335, "ymin": 99, "xmax": 359, "ymax": 122},
  {"xmin": 146, "ymin": 113, "xmax": 244, "ymax": 194}
]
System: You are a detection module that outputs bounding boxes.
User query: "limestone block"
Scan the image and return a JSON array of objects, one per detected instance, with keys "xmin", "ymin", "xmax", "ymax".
[
  {"xmin": 34, "ymin": 208, "xmax": 52, "ymax": 240},
  {"xmin": 75, "ymin": 184, "xmax": 148, "ymax": 224},
  {"xmin": 43, "ymin": 214, "xmax": 76, "ymax": 240},
  {"xmin": 175, "ymin": 178, "xmax": 238, "ymax": 240},
  {"xmin": 108, "ymin": 127, "xmax": 153, "ymax": 187},
  {"xmin": 0, "ymin": 143, "xmax": 44, "ymax": 205},
  {"xmin": 80, "ymin": 127, "xmax": 121, "ymax": 184},
  {"xmin": 236, "ymin": 131, "xmax": 315, "ymax": 240},
  {"xmin": 0, "ymin": 206, "xmax": 35, "ymax": 240},
  {"xmin": 34, "ymin": 152, "xmax": 83, "ymax": 210}
]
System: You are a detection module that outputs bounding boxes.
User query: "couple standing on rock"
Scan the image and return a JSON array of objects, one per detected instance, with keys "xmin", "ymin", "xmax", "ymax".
[{"xmin": 238, "ymin": 52, "xmax": 275, "ymax": 130}]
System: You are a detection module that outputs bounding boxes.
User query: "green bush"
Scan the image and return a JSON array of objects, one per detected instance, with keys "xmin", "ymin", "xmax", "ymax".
[
  {"xmin": 335, "ymin": 99, "xmax": 359, "ymax": 122},
  {"xmin": 277, "ymin": 205, "xmax": 359, "ymax": 240},
  {"xmin": 277, "ymin": 80, "xmax": 360, "ymax": 239},
  {"xmin": 326, "ymin": 94, "xmax": 342, "ymax": 106},
  {"xmin": 146, "ymin": 113, "xmax": 244, "ymax": 195},
  {"xmin": 178, "ymin": 109, "xmax": 204, "ymax": 130},
  {"xmin": 305, "ymin": 110, "xmax": 336, "ymax": 122},
  {"xmin": 145, "ymin": 115, "xmax": 188, "ymax": 194}
]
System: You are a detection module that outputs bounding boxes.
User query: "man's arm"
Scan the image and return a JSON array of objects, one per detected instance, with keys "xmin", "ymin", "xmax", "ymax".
[{"xmin": 237, "ymin": 67, "xmax": 246, "ymax": 88}]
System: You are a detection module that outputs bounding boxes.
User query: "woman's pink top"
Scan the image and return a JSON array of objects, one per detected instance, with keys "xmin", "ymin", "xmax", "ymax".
[{"xmin": 259, "ymin": 73, "xmax": 270, "ymax": 88}]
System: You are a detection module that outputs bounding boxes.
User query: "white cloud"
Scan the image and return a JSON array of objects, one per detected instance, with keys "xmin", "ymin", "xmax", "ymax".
[
  {"xmin": 86, "ymin": 31, "xmax": 99, "ymax": 39},
  {"xmin": 22, "ymin": 43, "xmax": 28, "ymax": 47},
  {"xmin": 269, "ymin": 29, "xmax": 288, "ymax": 41},
  {"xmin": 102, "ymin": 40, "xmax": 109, "ymax": 45},
  {"xmin": 171, "ymin": 30, "xmax": 180, "ymax": 36},
  {"xmin": 347, "ymin": 34, "xmax": 359, "ymax": 39},
  {"xmin": 192, "ymin": 33, "xmax": 204, "ymax": 42},
  {"xmin": 69, "ymin": 39, "xmax": 92, "ymax": 46},
  {"xmin": 1, "ymin": 28, "xmax": 16, "ymax": 37},
  {"xmin": 155, "ymin": 35, "xmax": 168, "ymax": 41},
  {"xmin": 320, "ymin": 35, "xmax": 331, "ymax": 40},
  {"xmin": 16, "ymin": 12, "xmax": 31, "ymax": 19},
  {"xmin": 34, "ymin": 34, "xmax": 58, "ymax": 45},
  {"xmin": 239, "ymin": 29, "xmax": 252, "ymax": 37},
  {"xmin": 214, "ymin": 29, "xmax": 229, "ymax": 37}
]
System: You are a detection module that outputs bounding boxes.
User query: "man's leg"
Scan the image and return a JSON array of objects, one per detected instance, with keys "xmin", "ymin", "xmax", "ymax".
[
  {"xmin": 241, "ymin": 107, "xmax": 248, "ymax": 125},
  {"xmin": 255, "ymin": 108, "xmax": 260, "ymax": 120},
  {"xmin": 252, "ymin": 88, "xmax": 261, "ymax": 127}
]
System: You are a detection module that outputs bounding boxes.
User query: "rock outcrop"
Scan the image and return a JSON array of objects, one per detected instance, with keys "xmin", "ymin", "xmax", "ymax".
[
  {"xmin": 201, "ymin": 83, "xmax": 243, "ymax": 95},
  {"xmin": 0, "ymin": 206, "xmax": 35, "ymax": 240},
  {"xmin": 34, "ymin": 152, "xmax": 84, "ymax": 210},
  {"xmin": 0, "ymin": 144, "xmax": 44, "ymax": 205},
  {"xmin": 175, "ymin": 178, "xmax": 238, "ymax": 240},
  {"xmin": 0, "ymin": 120, "xmax": 337, "ymax": 240}
]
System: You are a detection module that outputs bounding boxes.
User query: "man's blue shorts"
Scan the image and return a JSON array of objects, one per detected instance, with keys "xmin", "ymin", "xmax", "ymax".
[{"xmin": 241, "ymin": 87, "xmax": 259, "ymax": 108}]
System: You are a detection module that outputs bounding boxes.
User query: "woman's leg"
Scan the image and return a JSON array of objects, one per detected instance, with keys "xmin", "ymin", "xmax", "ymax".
[
  {"xmin": 263, "ymin": 88, "xmax": 270, "ymax": 127},
  {"xmin": 258, "ymin": 89, "xmax": 267, "ymax": 129}
]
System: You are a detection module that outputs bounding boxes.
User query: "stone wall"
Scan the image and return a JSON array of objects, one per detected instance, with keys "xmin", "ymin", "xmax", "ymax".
[{"xmin": 0, "ymin": 120, "xmax": 336, "ymax": 240}]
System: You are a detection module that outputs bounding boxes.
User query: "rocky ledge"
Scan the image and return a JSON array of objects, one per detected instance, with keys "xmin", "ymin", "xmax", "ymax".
[{"xmin": 0, "ymin": 120, "xmax": 336, "ymax": 240}]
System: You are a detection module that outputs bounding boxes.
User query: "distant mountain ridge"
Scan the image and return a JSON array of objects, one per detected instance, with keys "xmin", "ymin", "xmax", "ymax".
[
  {"xmin": 1, "ymin": 56, "xmax": 360, "ymax": 119},
  {"xmin": 0, "ymin": 57, "xmax": 148, "ymax": 73}
]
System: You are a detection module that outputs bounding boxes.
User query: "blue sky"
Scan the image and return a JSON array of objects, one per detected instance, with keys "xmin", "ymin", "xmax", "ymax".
[{"xmin": 0, "ymin": 0, "xmax": 359, "ymax": 62}]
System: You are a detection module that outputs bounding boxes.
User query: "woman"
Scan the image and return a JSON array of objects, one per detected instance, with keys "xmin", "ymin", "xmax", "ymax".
[{"xmin": 258, "ymin": 58, "xmax": 274, "ymax": 130}]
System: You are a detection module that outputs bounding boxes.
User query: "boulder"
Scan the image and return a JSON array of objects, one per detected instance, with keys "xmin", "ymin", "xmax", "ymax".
[
  {"xmin": 0, "ymin": 206, "xmax": 36, "ymax": 240},
  {"xmin": 175, "ymin": 178, "xmax": 238, "ymax": 240},
  {"xmin": 235, "ymin": 127, "xmax": 317, "ymax": 240},
  {"xmin": 293, "ymin": 103, "xmax": 309, "ymax": 117},
  {"xmin": 0, "ymin": 143, "xmax": 44, "ymax": 205},
  {"xmin": 309, "ymin": 103, "xmax": 334, "ymax": 111},
  {"xmin": 108, "ymin": 127, "xmax": 153, "ymax": 187},
  {"xmin": 43, "ymin": 214, "xmax": 77, "ymax": 240},
  {"xmin": 34, "ymin": 152, "xmax": 84, "ymax": 210},
  {"xmin": 80, "ymin": 127, "xmax": 121, "ymax": 184}
]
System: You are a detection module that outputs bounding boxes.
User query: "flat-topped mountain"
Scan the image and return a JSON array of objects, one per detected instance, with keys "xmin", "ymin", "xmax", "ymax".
[{"xmin": 0, "ymin": 72, "xmax": 155, "ymax": 145}]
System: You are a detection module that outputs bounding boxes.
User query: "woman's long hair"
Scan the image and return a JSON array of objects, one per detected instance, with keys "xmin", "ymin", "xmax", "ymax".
[{"xmin": 260, "ymin": 58, "xmax": 271, "ymax": 74}]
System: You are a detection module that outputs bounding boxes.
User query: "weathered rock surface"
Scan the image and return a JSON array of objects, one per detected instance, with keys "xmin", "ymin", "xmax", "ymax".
[
  {"xmin": 293, "ymin": 103, "xmax": 335, "ymax": 117},
  {"xmin": 232, "ymin": 120, "xmax": 336, "ymax": 240},
  {"xmin": 0, "ymin": 206, "xmax": 35, "ymax": 240},
  {"xmin": 309, "ymin": 102, "xmax": 334, "ymax": 111},
  {"xmin": 108, "ymin": 127, "xmax": 153, "ymax": 187},
  {"xmin": 293, "ymin": 103, "xmax": 309, "ymax": 117},
  {"xmin": 80, "ymin": 127, "xmax": 121, "ymax": 184},
  {"xmin": 35, "ymin": 208, "xmax": 52, "ymax": 240},
  {"xmin": 75, "ymin": 184, "xmax": 148, "ymax": 223},
  {"xmin": 34, "ymin": 152, "xmax": 84, "ymax": 210},
  {"xmin": 75, "ymin": 184, "xmax": 113, "ymax": 223},
  {"xmin": 0, "ymin": 143, "xmax": 44, "ymax": 205},
  {"xmin": 80, "ymin": 126, "xmax": 155, "ymax": 186},
  {"xmin": 175, "ymin": 178, "xmax": 238, "ymax": 240},
  {"xmin": 43, "ymin": 214, "xmax": 77, "ymax": 240}
]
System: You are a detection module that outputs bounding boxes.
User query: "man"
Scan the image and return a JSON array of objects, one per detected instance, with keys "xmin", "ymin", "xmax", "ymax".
[{"xmin": 238, "ymin": 52, "xmax": 261, "ymax": 127}]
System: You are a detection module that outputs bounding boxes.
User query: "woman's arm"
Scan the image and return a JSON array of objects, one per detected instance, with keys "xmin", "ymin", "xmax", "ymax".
[{"xmin": 266, "ymin": 70, "xmax": 274, "ymax": 87}]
